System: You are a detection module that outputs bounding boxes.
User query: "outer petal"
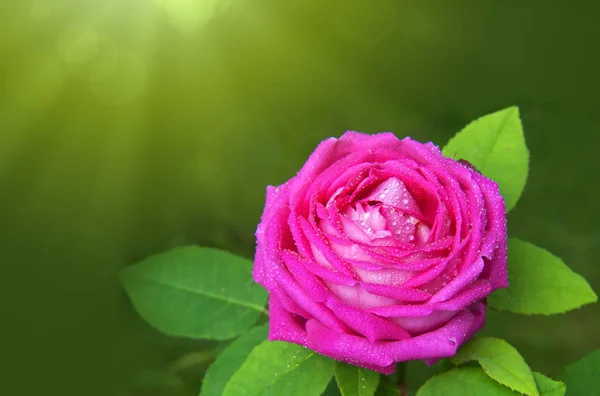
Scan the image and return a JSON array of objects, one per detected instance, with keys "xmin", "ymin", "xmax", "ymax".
[
  {"xmin": 267, "ymin": 293, "xmax": 309, "ymax": 345},
  {"xmin": 305, "ymin": 302, "xmax": 486, "ymax": 374},
  {"xmin": 475, "ymin": 174, "xmax": 509, "ymax": 288},
  {"xmin": 253, "ymin": 184, "xmax": 290, "ymax": 285}
]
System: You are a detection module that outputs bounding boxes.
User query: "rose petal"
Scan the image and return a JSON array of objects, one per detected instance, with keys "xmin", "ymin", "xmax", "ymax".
[
  {"xmin": 305, "ymin": 304, "xmax": 484, "ymax": 374},
  {"xmin": 267, "ymin": 293, "xmax": 309, "ymax": 345}
]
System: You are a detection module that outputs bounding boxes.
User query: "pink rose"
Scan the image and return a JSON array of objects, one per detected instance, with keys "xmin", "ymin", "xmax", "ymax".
[{"xmin": 253, "ymin": 131, "xmax": 508, "ymax": 374}]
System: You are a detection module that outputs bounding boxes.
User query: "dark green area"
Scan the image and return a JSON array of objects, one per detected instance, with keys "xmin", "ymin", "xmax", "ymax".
[
  {"xmin": 1, "ymin": 1, "xmax": 598, "ymax": 395},
  {"xmin": 563, "ymin": 348, "xmax": 600, "ymax": 396}
]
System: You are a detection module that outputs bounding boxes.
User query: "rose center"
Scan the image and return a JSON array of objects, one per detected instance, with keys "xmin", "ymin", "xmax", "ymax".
[{"xmin": 343, "ymin": 177, "xmax": 431, "ymax": 245}]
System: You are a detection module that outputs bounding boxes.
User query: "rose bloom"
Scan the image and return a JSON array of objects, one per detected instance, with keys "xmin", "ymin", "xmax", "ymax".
[{"xmin": 253, "ymin": 132, "xmax": 507, "ymax": 374}]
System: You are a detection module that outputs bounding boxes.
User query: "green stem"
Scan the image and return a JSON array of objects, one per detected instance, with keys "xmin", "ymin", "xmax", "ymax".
[
  {"xmin": 396, "ymin": 362, "xmax": 408, "ymax": 396},
  {"xmin": 167, "ymin": 351, "xmax": 214, "ymax": 373}
]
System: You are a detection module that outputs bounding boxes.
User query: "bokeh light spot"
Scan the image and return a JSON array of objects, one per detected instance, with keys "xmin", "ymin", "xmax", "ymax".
[
  {"xmin": 90, "ymin": 51, "xmax": 148, "ymax": 106},
  {"xmin": 58, "ymin": 24, "xmax": 120, "ymax": 82},
  {"xmin": 59, "ymin": 24, "xmax": 100, "ymax": 67},
  {"xmin": 334, "ymin": 0, "xmax": 396, "ymax": 46},
  {"xmin": 29, "ymin": 0, "xmax": 51, "ymax": 20},
  {"xmin": 155, "ymin": 0, "xmax": 231, "ymax": 33},
  {"xmin": 5, "ymin": 52, "xmax": 67, "ymax": 110}
]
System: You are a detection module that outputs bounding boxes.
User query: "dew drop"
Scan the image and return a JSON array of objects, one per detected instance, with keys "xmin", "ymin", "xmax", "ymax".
[{"xmin": 402, "ymin": 198, "xmax": 409, "ymax": 205}]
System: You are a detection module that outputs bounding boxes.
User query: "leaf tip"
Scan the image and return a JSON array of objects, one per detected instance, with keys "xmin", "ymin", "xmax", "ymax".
[
  {"xmin": 118, "ymin": 266, "xmax": 133, "ymax": 289},
  {"xmin": 588, "ymin": 287, "xmax": 598, "ymax": 303},
  {"xmin": 507, "ymin": 105, "xmax": 520, "ymax": 114}
]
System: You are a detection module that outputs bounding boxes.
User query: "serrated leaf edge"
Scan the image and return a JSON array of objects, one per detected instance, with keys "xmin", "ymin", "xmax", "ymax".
[
  {"xmin": 223, "ymin": 343, "xmax": 332, "ymax": 395},
  {"xmin": 416, "ymin": 367, "xmax": 517, "ymax": 396},
  {"xmin": 488, "ymin": 239, "xmax": 598, "ymax": 316},
  {"xmin": 451, "ymin": 337, "xmax": 538, "ymax": 396},
  {"xmin": 442, "ymin": 105, "xmax": 529, "ymax": 212},
  {"xmin": 532, "ymin": 372, "xmax": 566, "ymax": 395}
]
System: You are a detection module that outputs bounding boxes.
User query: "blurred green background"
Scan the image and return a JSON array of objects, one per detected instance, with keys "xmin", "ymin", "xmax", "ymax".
[{"xmin": 2, "ymin": 1, "xmax": 599, "ymax": 395}]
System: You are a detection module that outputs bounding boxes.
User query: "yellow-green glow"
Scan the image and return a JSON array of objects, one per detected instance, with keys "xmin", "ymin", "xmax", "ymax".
[
  {"xmin": 90, "ymin": 50, "xmax": 148, "ymax": 106},
  {"xmin": 58, "ymin": 24, "xmax": 120, "ymax": 82},
  {"xmin": 156, "ymin": 0, "xmax": 232, "ymax": 33},
  {"xmin": 333, "ymin": 0, "xmax": 396, "ymax": 45},
  {"xmin": 28, "ymin": 0, "xmax": 52, "ymax": 21}
]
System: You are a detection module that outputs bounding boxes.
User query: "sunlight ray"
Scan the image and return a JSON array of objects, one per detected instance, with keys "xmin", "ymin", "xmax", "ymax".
[
  {"xmin": 19, "ymin": 7, "xmax": 164, "ymax": 291},
  {"xmin": 0, "ymin": 0, "xmax": 154, "ymax": 181}
]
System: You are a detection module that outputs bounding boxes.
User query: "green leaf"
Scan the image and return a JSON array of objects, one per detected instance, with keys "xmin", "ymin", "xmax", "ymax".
[
  {"xmin": 532, "ymin": 372, "xmax": 565, "ymax": 396},
  {"xmin": 120, "ymin": 246, "xmax": 268, "ymax": 340},
  {"xmin": 374, "ymin": 371, "xmax": 400, "ymax": 396},
  {"xmin": 200, "ymin": 324, "xmax": 268, "ymax": 396},
  {"xmin": 222, "ymin": 341, "xmax": 334, "ymax": 396},
  {"xmin": 416, "ymin": 367, "xmax": 518, "ymax": 396},
  {"xmin": 334, "ymin": 361, "xmax": 380, "ymax": 396},
  {"xmin": 488, "ymin": 238, "xmax": 597, "ymax": 315},
  {"xmin": 452, "ymin": 337, "xmax": 538, "ymax": 396},
  {"xmin": 442, "ymin": 106, "xmax": 529, "ymax": 212},
  {"xmin": 563, "ymin": 349, "xmax": 600, "ymax": 396}
]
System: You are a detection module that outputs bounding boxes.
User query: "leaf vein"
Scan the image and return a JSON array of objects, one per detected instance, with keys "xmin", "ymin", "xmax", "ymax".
[
  {"xmin": 480, "ymin": 106, "xmax": 515, "ymax": 171},
  {"xmin": 131, "ymin": 274, "xmax": 266, "ymax": 312}
]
